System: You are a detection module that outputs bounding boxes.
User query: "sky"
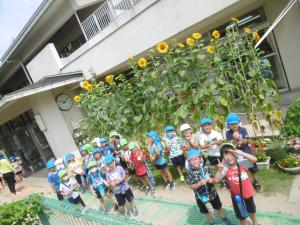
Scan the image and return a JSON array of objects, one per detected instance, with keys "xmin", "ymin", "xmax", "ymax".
[{"xmin": 0, "ymin": 0, "xmax": 43, "ymax": 59}]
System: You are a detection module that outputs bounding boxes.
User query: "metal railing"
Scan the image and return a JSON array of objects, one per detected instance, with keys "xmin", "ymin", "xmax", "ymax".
[{"xmin": 81, "ymin": 0, "xmax": 142, "ymax": 40}]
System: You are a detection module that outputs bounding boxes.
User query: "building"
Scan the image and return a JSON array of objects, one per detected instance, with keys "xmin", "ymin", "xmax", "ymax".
[{"xmin": 0, "ymin": 0, "xmax": 299, "ymax": 172}]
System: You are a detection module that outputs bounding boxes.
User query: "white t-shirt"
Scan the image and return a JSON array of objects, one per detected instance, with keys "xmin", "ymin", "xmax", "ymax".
[
  {"xmin": 199, "ymin": 130, "xmax": 223, "ymax": 157},
  {"xmin": 59, "ymin": 178, "xmax": 79, "ymax": 199}
]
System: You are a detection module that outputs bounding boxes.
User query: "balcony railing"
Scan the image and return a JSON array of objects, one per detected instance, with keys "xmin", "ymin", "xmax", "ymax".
[{"xmin": 81, "ymin": 0, "xmax": 142, "ymax": 40}]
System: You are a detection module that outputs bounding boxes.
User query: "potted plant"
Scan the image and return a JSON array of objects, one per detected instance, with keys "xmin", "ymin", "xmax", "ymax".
[
  {"xmin": 278, "ymin": 155, "xmax": 300, "ymax": 174},
  {"xmin": 255, "ymin": 151, "xmax": 271, "ymax": 170}
]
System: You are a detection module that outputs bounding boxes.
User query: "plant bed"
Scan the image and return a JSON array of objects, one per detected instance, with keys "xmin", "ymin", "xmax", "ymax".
[
  {"xmin": 257, "ymin": 156, "xmax": 271, "ymax": 170},
  {"xmin": 278, "ymin": 156, "xmax": 300, "ymax": 174},
  {"xmin": 277, "ymin": 163, "xmax": 300, "ymax": 174}
]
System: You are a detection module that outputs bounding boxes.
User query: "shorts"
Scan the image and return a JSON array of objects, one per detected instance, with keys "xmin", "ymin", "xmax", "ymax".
[
  {"xmin": 170, "ymin": 155, "xmax": 185, "ymax": 168},
  {"xmin": 75, "ymin": 174, "xmax": 86, "ymax": 186},
  {"xmin": 120, "ymin": 159, "xmax": 128, "ymax": 170},
  {"xmin": 231, "ymin": 196, "xmax": 256, "ymax": 220},
  {"xmin": 95, "ymin": 187, "xmax": 108, "ymax": 199},
  {"xmin": 137, "ymin": 172, "xmax": 148, "ymax": 178},
  {"xmin": 56, "ymin": 190, "xmax": 64, "ymax": 201},
  {"xmin": 16, "ymin": 171, "xmax": 23, "ymax": 175},
  {"xmin": 68, "ymin": 196, "xmax": 86, "ymax": 207},
  {"xmin": 155, "ymin": 163, "xmax": 168, "ymax": 170},
  {"xmin": 115, "ymin": 188, "xmax": 134, "ymax": 206},
  {"xmin": 208, "ymin": 156, "xmax": 221, "ymax": 166},
  {"xmin": 196, "ymin": 193, "xmax": 222, "ymax": 214},
  {"xmin": 248, "ymin": 163, "xmax": 258, "ymax": 174}
]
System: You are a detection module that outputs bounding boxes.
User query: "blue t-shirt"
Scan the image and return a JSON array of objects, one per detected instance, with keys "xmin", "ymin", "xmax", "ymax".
[
  {"xmin": 150, "ymin": 143, "xmax": 167, "ymax": 165},
  {"xmin": 100, "ymin": 145, "xmax": 114, "ymax": 156},
  {"xmin": 48, "ymin": 172, "xmax": 61, "ymax": 190},
  {"xmin": 88, "ymin": 170, "xmax": 106, "ymax": 188},
  {"xmin": 226, "ymin": 127, "xmax": 251, "ymax": 154}
]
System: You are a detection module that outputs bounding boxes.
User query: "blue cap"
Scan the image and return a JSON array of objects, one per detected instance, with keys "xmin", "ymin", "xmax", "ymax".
[
  {"xmin": 79, "ymin": 145, "xmax": 86, "ymax": 152},
  {"xmin": 100, "ymin": 137, "xmax": 107, "ymax": 143},
  {"xmin": 92, "ymin": 148, "xmax": 101, "ymax": 155},
  {"xmin": 104, "ymin": 154, "xmax": 114, "ymax": 165},
  {"xmin": 226, "ymin": 113, "xmax": 240, "ymax": 124},
  {"xmin": 200, "ymin": 117, "xmax": 212, "ymax": 126},
  {"xmin": 187, "ymin": 149, "xmax": 201, "ymax": 160},
  {"xmin": 9, "ymin": 156, "xmax": 15, "ymax": 161},
  {"xmin": 165, "ymin": 125, "xmax": 175, "ymax": 132},
  {"xmin": 47, "ymin": 160, "xmax": 56, "ymax": 169},
  {"xmin": 65, "ymin": 152, "xmax": 75, "ymax": 161}
]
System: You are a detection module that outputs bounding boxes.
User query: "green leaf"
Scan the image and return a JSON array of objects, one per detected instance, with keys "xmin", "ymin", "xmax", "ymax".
[{"xmin": 220, "ymin": 97, "xmax": 228, "ymax": 107}]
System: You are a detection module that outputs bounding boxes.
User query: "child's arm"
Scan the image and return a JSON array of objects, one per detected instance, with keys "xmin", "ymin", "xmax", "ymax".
[
  {"xmin": 89, "ymin": 185, "xmax": 96, "ymax": 195},
  {"xmin": 189, "ymin": 180, "xmax": 207, "ymax": 191},
  {"xmin": 235, "ymin": 150, "xmax": 257, "ymax": 163},
  {"xmin": 49, "ymin": 183, "xmax": 56, "ymax": 193},
  {"xmin": 152, "ymin": 144, "xmax": 162, "ymax": 156}
]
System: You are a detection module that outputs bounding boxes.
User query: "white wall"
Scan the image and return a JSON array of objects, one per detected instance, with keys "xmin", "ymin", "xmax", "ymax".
[
  {"xmin": 30, "ymin": 92, "xmax": 78, "ymax": 158},
  {"xmin": 26, "ymin": 44, "xmax": 64, "ymax": 82}
]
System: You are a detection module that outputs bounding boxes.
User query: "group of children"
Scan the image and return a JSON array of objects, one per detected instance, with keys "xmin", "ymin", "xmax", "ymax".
[{"xmin": 47, "ymin": 113, "xmax": 261, "ymax": 224}]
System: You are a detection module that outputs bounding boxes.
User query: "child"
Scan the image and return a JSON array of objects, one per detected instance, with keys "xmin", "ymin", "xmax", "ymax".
[
  {"xmin": 109, "ymin": 131, "xmax": 122, "ymax": 152},
  {"xmin": 99, "ymin": 137, "xmax": 114, "ymax": 157},
  {"xmin": 128, "ymin": 142, "xmax": 155, "ymax": 195},
  {"xmin": 9, "ymin": 156, "xmax": 23, "ymax": 182},
  {"xmin": 147, "ymin": 131, "xmax": 175, "ymax": 190},
  {"xmin": 79, "ymin": 145, "xmax": 92, "ymax": 175},
  {"xmin": 180, "ymin": 123, "xmax": 200, "ymax": 150},
  {"xmin": 164, "ymin": 125, "xmax": 185, "ymax": 182},
  {"xmin": 92, "ymin": 148, "xmax": 105, "ymax": 168},
  {"xmin": 105, "ymin": 154, "xmax": 138, "ymax": 217},
  {"xmin": 58, "ymin": 169, "xmax": 86, "ymax": 207},
  {"xmin": 65, "ymin": 152, "xmax": 86, "ymax": 188},
  {"xmin": 226, "ymin": 113, "xmax": 262, "ymax": 192},
  {"xmin": 186, "ymin": 149, "xmax": 232, "ymax": 225},
  {"xmin": 47, "ymin": 160, "xmax": 63, "ymax": 201},
  {"xmin": 215, "ymin": 143, "xmax": 259, "ymax": 225},
  {"xmin": 87, "ymin": 161, "xmax": 118, "ymax": 211},
  {"xmin": 55, "ymin": 158, "xmax": 66, "ymax": 171}
]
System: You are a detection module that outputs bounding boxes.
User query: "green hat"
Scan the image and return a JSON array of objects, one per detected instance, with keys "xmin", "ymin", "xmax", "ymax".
[
  {"xmin": 87, "ymin": 161, "xmax": 97, "ymax": 169},
  {"xmin": 109, "ymin": 131, "xmax": 120, "ymax": 138},
  {"xmin": 58, "ymin": 169, "xmax": 67, "ymax": 178},
  {"xmin": 85, "ymin": 144, "xmax": 94, "ymax": 153},
  {"xmin": 120, "ymin": 138, "xmax": 128, "ymax": 147},
  {"xmin": 128, "ymin": 142, "xmax": 137, "ymax": 150},
  {"xmin": 220, "ymin": 142, "xmax": 237, "ymax": 159}
]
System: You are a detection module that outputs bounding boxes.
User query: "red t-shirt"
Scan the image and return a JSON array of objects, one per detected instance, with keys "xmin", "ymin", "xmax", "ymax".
[
  {"xmin": 130, "ymin": 150, "xmax": 147, "ymax": 176},
  {"xmin": 225, "ymin": 165, "xmax": 254, "ymax": 199}
]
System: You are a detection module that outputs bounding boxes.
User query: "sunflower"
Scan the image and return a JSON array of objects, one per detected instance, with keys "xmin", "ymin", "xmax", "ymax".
[
  {"xmin": 212, "ymin": 30, "xmax": 221, "ymax": 39},
  {"xmin": 105, "ymin": 75, "xmax": 114, "ymax": 84},
  {"xmin": 192, "ymin": 32, "xmax": 202, "ymax": 40},
  {"xmin": 253, "ymin": 31, "xmax": 260, "ymax": 42},
  {"xmin": 244, "ymin": 27, "xmax": 252, "ymax": 34},
  {"xmin": 80, "ymin": 80, "xmax": 90, "ymax": 89},
  {"xmin": 86, "ymin": 84, "xmax": 93, "ymax": 92},
  {"xmin": 156, "ymin": 42, "xmax": 169, "ymax": 54},
  {"xmin": 74, "ymin": 95, "xmax": 81, "ymax": 103},
  {"xmin": 178, "ymin": 43, "xmax": 185, "ymax": 48},
  {"xmin": 128, "ymin": 56, "xmax": 133, "ymax": 61},
  {"xmin": 138, "ymin": 57, "xmax": 148, "ymax": 68},
  {"xmin": 231, "ymin": 17, "xmax": 239, "ymax": 24},
  {"xmin": 186, "ymin": 38, "xmax": 195, "ymax": 47},
  {"xmin": 207, "ymin": 45, "xmax": 215, "ymax": 54}
]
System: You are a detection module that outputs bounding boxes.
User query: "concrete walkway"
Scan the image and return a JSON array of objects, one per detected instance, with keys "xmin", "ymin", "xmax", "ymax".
[{"xmin": 288, "ymin": 175, "xmax": 300, "ymax": 203}]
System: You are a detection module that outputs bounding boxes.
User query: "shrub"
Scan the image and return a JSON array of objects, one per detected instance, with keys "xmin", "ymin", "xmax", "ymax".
[
  {"xmin": 282, "ymin": 98, "xmax": 300, "ymax": 137},
  {"xmin": 267, "ymin": 140, "xmax": 288, "ymax": 163},
  {"xmin": 279, "ymin": 156, "xmax": 300, "ymax": 168},
  {"xmin": 255, "ymin": 151, "xmax": 268, "ymax": 162}
]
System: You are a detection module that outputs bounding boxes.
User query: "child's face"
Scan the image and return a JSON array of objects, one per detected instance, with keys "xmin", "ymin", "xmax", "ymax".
[
  {"xmin": 81, "ymin": 151, "xmax": 88, "ymax": 157},
  {"xmin": 101, "ymin": 167, "xmax": 107, "ymax": 174},
  {"xmin": 223, "ymin": 150, "xmax": 237, "ymax": 166},
  {"xmin": 100, "ymin": 142, "xmax": 107, "ymax": 148},
  {"xmin": 62, "ymin": 175, "xmax": 69, "ymax": 182},
  {"xmin": 94, "ymin": 153, "xmax": 101, "ymax": 159},
  {"xmin": 123, "ymin": 145, "xmax": 129, "ymax": 151},
  {"xmin": 189, "ymin": 156, "xmax": 201, "ymax": 169},
  {"xmin": 147, "ymin": 136, "xmax": 154, "ymax": 144},
  {"xmin": 183, "ymin": 129, "xmax": 192, "ymax": 138},
  {"xmin": 49, "ymin": 167, "xmax": 56, "ymax": 173},
  {"xmin": 166, "ymin": 131, "xmax": 176, "ymax": 138},
  {"xmin": 230, "ymin": 123, "xmax": 240, "ymax": 131},
  {"xmin": 69, "ymin": 157, "xmax": 75, "ymax": 162},
  {"xmin": 107, "ymin": 161, "xmax": 115, "ymax": 170},
  {"xmin": 202, "ymin": 124, "xmax": 212, "ymax": 134}
]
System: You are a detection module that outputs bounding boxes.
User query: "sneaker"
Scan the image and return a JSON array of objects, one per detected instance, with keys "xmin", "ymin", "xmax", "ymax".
[
  {"xmin": 180, "ymin": 175, "xmax": 185, "ymax": 182},
  {"xmin": 253, "ymin": 180, "xmax": 263, "ymax": 193},
  {"xmin": 145, "ymin": 187, "xmax": 151, "ymax": 194},
  {"xmin": 132, "ymin": 207, "xmax": 139, "ymax": 216},
  {"xmin": 223, "ymin": 218, "xmax": 233, "ymax": 225},
  {"xmin": 170, "ymin": 181, "xmax": 175, "ymax": 190},
  {"xmin": 164, "ymin": 182, "xmax": 170, "ymax": 190},
  {"xmin": 114, "ymin": 204, "xmax": 119, "ymax": 211}
]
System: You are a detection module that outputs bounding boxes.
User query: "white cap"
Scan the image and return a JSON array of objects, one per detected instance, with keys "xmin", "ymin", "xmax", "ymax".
[
  {"xmin": 180, "ymin": 123, "xmax": 192, "ymax": 132},
  {"xmin": 55, "ymin": 158, "xmax": 63, "ymax": 165}
]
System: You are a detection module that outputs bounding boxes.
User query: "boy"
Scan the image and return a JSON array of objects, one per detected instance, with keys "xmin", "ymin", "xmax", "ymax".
[
  {"xmin": 79, "ymin": 145, "xmax": 92, "ymax": 175},
  {"xmin": 65, "ymin": 152, "xmax": 86, "ymax": 188},
  {"xmin": 215, "ymin": 143, "xmax": 259, "ymax": 225},
  {"xmin": 226, "ymin": 113, "xmax": 262, "ymax": 192},
  {"xmin": 92, "ymin": 148, "xmax": 105, "ymax": 168},
  {"xmin": 58, "ymin": 169, "xmax": 85, "ymax": 207},
  {"xmin": 87, "ymin": 161, "xmax": 118, "ymax": 211},
  {"xmin": 47, "ymin": 160, "xmax": 63, "ymax": 201},
  {"xmin": 99, "ymin": 137, "xmax": 114, "ymax": 157},
  {"xmin": 105, "ymin": 154, "xmax": 138, "ymax": 217},
  {"xmin": 164, "ymin": 125, "xmax": 185, "ymax": 182},
  {"xmin": 186, "ymin": 149, "xmax": 232, "ymax": 225}
]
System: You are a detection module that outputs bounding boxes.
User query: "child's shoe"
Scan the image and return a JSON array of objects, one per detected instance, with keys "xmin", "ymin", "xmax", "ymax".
[
  {"xmin": 164, "ymin": 182, "xmax": 170, "ymax": 190},
  {"xmin": 253, "ymin": 180, "xmax": 263, "ymax": 193},
  {"xmin": 151, "ymin": 188, "xmax": 156, "ymax": 196},
  {"xmin": 114, "ymin": 204, "xmax": 119, "ymax": 211},
  {"xmin": 126, "ymin": 211, "xmax": 131, "ymax": 217},
  {"xmin": 132, "ymin": 207, "xmax": 139, "ymax": 216},
  {"xmin": 170, "ymin": 181, "xmax": 175, "ymax": 190},
  {"xmin": 180, "ymin": 175, "xmax": 185, "ymax": 182},
  {"xmin": 222, "ymin": 217, "xmax": 233, "ymax": 225},
  {"xmin": 145, "ymin": 187, "xmax": 151, "ymax": 194}
]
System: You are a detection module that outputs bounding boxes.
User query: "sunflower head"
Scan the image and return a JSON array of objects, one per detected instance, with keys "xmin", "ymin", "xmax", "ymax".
[
  {"xmin": 156, "ymin": 42, "xmax": 169, "ymax": 54},
  {"xmin": 178, "ymin": 43, "xmax": 185, "ymax": 48},
  {"xmin": 212, "ymin": 30, "xmax": 221, "ymax": 39},
  {"xmin": 207, "ymin": 45, "xmax": 215, "ymax": 54},
  {"xmin": 105, "ymin": 75, "xmax": 114, "ymax": 84},
  {"xmin": 231, "ymin": 17, "xmax": 239, "ymax": 24},
  {"xmin": 74, "ymin": 95, "xmax": 81, "ymax": 103},
  {"xmin": 138, "ymin": 58, "xmax": 148, "ymax": 68},
  {"xmin": 86, "ymin": 84, "xmax": 93, "ymax": 92},
  {"xmin": 128, "ymin": 56, "xmax": 133, "ymax": 61},
  {"xmin": 186, "ymin": 38, "xmax": 195, "ymax": 47},
  {"xmin": 252, "ymin": 31, "xmax": 260, "ymax": 42},
  {"xmin": 192, "ymin": 32, "xmax": 202, "ymax": 40},
  {"xmin": 244, "ymin": 28, "xmax": 252, "ymax": 34},
  {"xmin": 80, "ymin": 80, "xmax": 90, "ymax": 89}
]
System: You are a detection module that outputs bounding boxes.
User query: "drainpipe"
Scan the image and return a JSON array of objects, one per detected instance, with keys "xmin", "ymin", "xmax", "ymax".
[{"xmin": 74, "ymin": 11, "xmax": 88, "ymax": 41}]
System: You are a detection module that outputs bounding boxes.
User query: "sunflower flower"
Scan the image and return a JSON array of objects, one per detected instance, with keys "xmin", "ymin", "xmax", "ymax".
[
  {"xmin": 192, "ymin": 32, "xmax": 202, "ymax": 40},
  {"xmin": 105, "ymin": 75, "xmax": 114, "ymax": 84},
  {"xmin": 186, "ymin": 38, "xmax": 195, "ymax": 47},
  {"xmin": 80, "ymin": 80, "xmax": 90, "ymax": 89},
  {"xmin": 207, "ymin": 45, "xmax": 215, "ymax": 54},
  {"xmin": 138, "ymin": 58, "xmax": 148, "ymax": 68},
  {"xmin": 212, "ymin": 30, "xmax": 221, "ymax": 39},
  {"xmin": 253, "ymin": 31, "xmax": 260, "ymax": 42},
  {"xmin": 178, "ymin": 43, "xmax": 185, "ymax": 48},
  {"xmin": 86, "ymin": 84, "xmax": 93, "ymax": 92},
  {"xmin": 156, "ymin": 42, "xmax": 169, "ymax": 54},
  {"xmin": 244, "ymin": 27, "xmax": 252, "ymax": 34},
  {"xmin": 231, "ymin": 17, "xmax": 239, "ymax": 23},
  {"xmin": 74, "ymin": 95, "xmax": 81, "ymax": 103}
]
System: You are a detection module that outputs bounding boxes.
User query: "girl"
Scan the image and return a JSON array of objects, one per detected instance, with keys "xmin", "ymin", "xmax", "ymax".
[{"xmin": 65, "ymin": 152, "xmax": 86, "ymax": 189}]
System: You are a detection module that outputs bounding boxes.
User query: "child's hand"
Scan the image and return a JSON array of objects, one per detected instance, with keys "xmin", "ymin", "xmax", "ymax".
[
  {"xmin": 198, "ymin": 179, "xmax": 207, "ymax": 186},
  {"xmin": 216, "ymin": 159, "xmax": 224, "ymax": 171},
  {"xmin": 206, "ymin": 177, "xmax": 214, "ymax": 183}
]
